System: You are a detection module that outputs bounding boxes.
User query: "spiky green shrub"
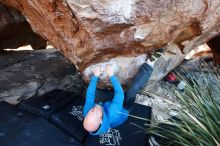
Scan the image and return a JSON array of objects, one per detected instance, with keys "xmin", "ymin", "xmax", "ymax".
[{"xmin": 151, "ymin": 63, "xmax": 220, "ymax": 146}]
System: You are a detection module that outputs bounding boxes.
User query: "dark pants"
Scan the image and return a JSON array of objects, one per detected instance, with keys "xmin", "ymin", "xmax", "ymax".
[{"xmin": 95, "ymin": 63, "xmax": 153, "ymax": 110}]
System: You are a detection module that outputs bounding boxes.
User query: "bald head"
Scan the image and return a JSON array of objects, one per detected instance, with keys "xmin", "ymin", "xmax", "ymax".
[{"xmin": 83, "ymin": 105, "xmax": 103, "ymax": 132}]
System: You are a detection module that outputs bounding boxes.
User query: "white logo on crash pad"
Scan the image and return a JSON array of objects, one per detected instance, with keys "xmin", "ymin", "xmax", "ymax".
[
  {"xmin": 42, "ymin": 105, "xmax": 50, "ymax": 110},
  {"xmin": 99, "ymin": 129, "xmax": 122, "ymax": 146},
  {"xmin": 69, "ymin": 106, "xmax": 84, "ymax": 121}
]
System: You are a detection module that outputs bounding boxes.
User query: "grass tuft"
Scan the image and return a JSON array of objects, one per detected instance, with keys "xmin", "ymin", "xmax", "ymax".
[{"xmin": 150, "ymin": 62, "xmax": 220, "ymax": 146}]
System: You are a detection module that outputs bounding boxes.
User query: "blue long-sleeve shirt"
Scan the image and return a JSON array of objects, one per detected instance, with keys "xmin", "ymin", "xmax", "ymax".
[{"xmin": 83, "ymin": 75, "xmax": 128, "ymax": 135}]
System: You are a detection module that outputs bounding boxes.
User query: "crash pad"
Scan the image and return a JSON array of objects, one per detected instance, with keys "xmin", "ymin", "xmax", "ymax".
[
  {"xmin": 0, "ymin": 101, "xmax": 82, "ymax": 146},
  {"xmin": 19, "ymin": 90, "xmax": 77, "ymax": 119},
  {"xmin": 50, "ymin": 97, "xmax": 88, "ymax": 142}
]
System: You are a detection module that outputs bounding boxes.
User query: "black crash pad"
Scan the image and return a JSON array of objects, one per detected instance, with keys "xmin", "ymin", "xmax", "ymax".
[
  {"xmin": 84, "ymin": 103, "xmax": 152, "ymax": 146},
  {"xmin": 19, "ymin": 90, "xmax": 78, "ymax": 119},
  {"xmin": 50, "ymin": 97, "xmax": 88, "ymax": 142},
  {"xmin": 0, "ymin": 101, "xmax": 82, "ymax": 146}
]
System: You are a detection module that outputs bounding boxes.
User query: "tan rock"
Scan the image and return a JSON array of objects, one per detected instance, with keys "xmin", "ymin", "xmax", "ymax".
[{"xmin": 1, "ymin": 0, "xmax": 220, "ymax": 86}]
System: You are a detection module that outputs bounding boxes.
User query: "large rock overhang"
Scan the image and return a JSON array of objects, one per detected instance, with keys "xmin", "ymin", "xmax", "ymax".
[{"xmin": 1, "ymin": 0, "xmax": 220, "ymax": 86}]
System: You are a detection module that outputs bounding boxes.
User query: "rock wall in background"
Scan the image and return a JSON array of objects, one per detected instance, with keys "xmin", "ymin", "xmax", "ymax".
[
  {"xmin": 0, "ymin": 2, "xmax": 47, "ymax": 51},
  {"xmin": 0, "ymin": 49, "xmax": 85, "ymax": 104},
  {"xmin": 1, "ymin": 0, "xmax": 220, "ymax": 87}
]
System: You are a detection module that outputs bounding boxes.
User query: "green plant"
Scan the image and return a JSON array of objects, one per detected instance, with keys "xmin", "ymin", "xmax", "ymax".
[{"xmin": 150, "ymin": 63, "xmax": 220, "ymax": 146}]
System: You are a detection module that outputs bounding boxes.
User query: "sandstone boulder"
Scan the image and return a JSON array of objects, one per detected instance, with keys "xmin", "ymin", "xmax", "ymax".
[{"xmin": 1, "ymin": 0, "xmax": 220, "ymax": 86}]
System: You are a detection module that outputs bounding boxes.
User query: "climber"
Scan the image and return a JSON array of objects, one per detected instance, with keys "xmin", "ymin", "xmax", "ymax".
[
  {"xmin": 83, "ymin": 49, "xmax": 163, "ymax": 135},
  {"xmin": 83, "ymin": 64, "xmax": 128, "ymax": 135}
]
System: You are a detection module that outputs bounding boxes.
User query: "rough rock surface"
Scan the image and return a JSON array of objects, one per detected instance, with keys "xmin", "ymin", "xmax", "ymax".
[
  {"xmin": 0, "ymin": 2, "xmax": 47, "ymax": 51},
  {"xmin": 1, "ymin": 0, "xmax": 220, "ymax": 86},
  {"xmin": 137, "ymin": 58, "xmax": 219, "ymax": 124},
  {"xmin": 0, "ymin": 49, "xmax": 85, "ymax": 105}
]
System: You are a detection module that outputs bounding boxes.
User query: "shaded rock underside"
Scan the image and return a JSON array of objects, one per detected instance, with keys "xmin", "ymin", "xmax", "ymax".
[{"xmin": 0, "ymin": 2, "xmax": 47, "ymax": 50}]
